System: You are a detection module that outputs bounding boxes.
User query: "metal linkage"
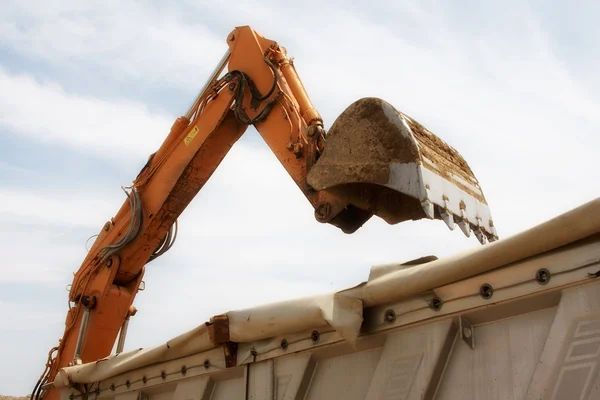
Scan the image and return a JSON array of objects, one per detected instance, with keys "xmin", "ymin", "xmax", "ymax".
[
  {"xmin": 70, "ymin": 296, "xmax": 97, "ymax": 366},
  {"xmin": 116, "ymin": 307, "xmax": 138, "ymax": 355}
]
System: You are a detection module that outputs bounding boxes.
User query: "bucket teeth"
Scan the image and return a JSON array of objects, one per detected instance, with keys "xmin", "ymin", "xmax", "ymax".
[
  {"xmin": 421, "ymin": 200, "xmax": 435, "ymax": 219},
  {"xmin": 486, "ymin": 229, "xmax": 499, "ymax": 242},
  {"xmin": 305, "ymin": 97, "xmax": 498, "ymax": 244},
  {"xmin": 474, "ymin": 228, "xmax": 487, "ymax": 244},
  {"xmin": 439, "ymin": 207, "xmax": 455, "ymax": 231},
  {"xmin": 458, "ymin": 220, "xmax": 471, "ymax": 237}
]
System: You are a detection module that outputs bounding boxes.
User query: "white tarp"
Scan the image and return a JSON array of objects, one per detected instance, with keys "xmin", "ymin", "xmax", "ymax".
[
  {"xmin": 346, "ymin": 197, "xmax": 600, "ymax": 306},
  {"xmin": 54, "ymin": 197, "xmax": 600, "ymax": 387}
]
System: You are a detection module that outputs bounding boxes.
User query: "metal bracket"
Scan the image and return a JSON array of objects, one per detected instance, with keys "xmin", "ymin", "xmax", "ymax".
[
  {"xmin": 207, "ymin": 314, "xmax": 231, "ymax": 344},
  {"xmin": 137, "ymin": 392, "xmax": 149, "ymax": 400},
  {"xmin": 69, "ymin": 296, "xmax": 97, "ymax": 366},
  {"xmin": 223, "ymin": 342, "xmax": 239, "ymax": 368},
  {"xmin": 459, "ymin": 316, "xmax": 475, "ymax": 350},
  {"xmin": 207, "ymin": 314, "xmax": 238, "ymax": 368},
  {"xmin": 116, "ymin": 306, "xmax": 137, "ymax": 354}
]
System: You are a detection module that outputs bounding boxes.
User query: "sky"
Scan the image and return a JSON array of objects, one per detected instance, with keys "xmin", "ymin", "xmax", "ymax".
[{"xmin": 1, "ymin": 0, "xmax": 599, "ymax": 395}]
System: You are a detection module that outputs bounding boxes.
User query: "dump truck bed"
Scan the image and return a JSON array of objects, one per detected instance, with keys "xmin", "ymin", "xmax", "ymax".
[{"xmin": 54, "ymin": 199, "xmax": 600, "ymax": 400}]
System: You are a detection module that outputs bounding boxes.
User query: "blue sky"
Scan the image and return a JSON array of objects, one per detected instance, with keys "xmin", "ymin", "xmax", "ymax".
[{"xmin": 1, "ymin": 0, "xmax": 599, "ymax": 395}]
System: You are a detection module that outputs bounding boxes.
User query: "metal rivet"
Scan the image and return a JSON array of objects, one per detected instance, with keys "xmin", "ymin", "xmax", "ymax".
[
  {"xmin": 480, "ymin": 283, "xmax": 494, "ymax": 300},
  {"xmin": 203, "ymin": 360, "xmax": 210, "ymax": 369},
  {"xmin": 536, "ymin": 268, "xmax": 551, "ymax": 285},
  {"xmin": 181, "ymin": 365, "xmax": 187, "ymax": 376},
  {"xmin": 161, "ymin": 370, "xmax": 167, "ymax": 380},
  {"xmin": 142, "ymin": 376, "xmax": 147, "ymax": 384},
  {"xmin": 125, "ymin": 380, "xmax": 130, "ymax": 388},
  {"xmin": 429, "ymin": 297, "xmax": 443, "ymax": 311},
  {"xmin": 281, "ymin": 338, "xmax": 288, "ymax": 350},
  {"xmin": 384, "ymin": 309, "xmax": 396, "ymax": 323}
]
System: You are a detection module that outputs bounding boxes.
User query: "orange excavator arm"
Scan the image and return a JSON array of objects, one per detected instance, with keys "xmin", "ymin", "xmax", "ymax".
[{"xmin": 35, "ymin": 26, "xmax": 497, "ymax": 400}]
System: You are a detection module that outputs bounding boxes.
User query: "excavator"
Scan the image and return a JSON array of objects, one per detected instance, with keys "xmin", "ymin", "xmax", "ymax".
[{"xmin": 32, "ymin": 26, "xmax": 497, "ymax": 400}]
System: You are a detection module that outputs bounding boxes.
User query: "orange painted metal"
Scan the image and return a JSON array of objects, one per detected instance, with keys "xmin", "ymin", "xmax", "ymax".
[{"xmin": 38, "ymin": 26, "xmax": 362, "ymax": 399}]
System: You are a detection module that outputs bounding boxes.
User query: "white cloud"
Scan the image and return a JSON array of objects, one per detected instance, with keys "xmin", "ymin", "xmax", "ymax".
[
  {"xmin": 0, "ymin": 67, "xmax": 174, "ymax": 164},
  {"xmin": 0, "ymin": 187, "xmax": 123, "ymax": 229},
  {"xmin": 2, "ymin": 0, "xmax": 598, "ymax": 232},
  {"xmin": 0, "ymin": 0, "xmax": 598, "ymax": 291},
  {"xmin": 0, "ymin": 300, "xmax": 64, "ymax": 332},
  {"xmin": 0, "ymin": 219, "xmax": 94, "ymax": 283},
  {"xmin": 1, "ymin": 1, "xmax": 600, "ymax": 395},
  {"xmin": 0, "ymin": 300, "xmax": 66, "ymax": 396},
  {"xmin": 0, "ymin": 161, "xmax": 36, "ymax": 175},
  {"xmin": 0, "ymin": 0, "xmax": 225, "ymax": 89}
]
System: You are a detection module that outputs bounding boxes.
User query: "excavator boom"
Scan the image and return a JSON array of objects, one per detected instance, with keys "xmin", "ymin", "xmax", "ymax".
[{"xmin": 34, "ymin": 26, "xmax": 496, "ymax": 400}]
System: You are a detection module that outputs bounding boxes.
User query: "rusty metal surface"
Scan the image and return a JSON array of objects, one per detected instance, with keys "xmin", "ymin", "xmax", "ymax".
[
  {"xmin": 207, "ymin": 315, "xmax": 238, "ymax": 368},
  {"xmin": 222, "ymin": 342, "xmax": 238, "ymax": 368},
  {"xmin": 207, "ymin": 315, "xmax": 231, "ymax": 345}
]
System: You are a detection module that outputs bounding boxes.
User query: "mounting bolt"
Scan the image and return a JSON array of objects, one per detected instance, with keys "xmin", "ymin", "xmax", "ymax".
[
  {"xmin": 429, "ymin": 297, "xmax": 443, "ymax": 311},
  {"xmin": 80, "ymin": 295, "xmax": 97, "ymax": 309},
  {"xmin": 315, "ymin": 203, "xmax": 332, "ymax": 222},
  {"xmin": 311, "ymin": 330, "xmax": 320, "ymax": 343},
  {"xmin": 228, "ymin": 82, "xmax": 237, "ymax": 92},
  {"xmin": 480, "ymin": 283, "xmax": 494, "ymax": 300},
  {"xmin": 293, "ymin": 142, "xmax": 303, "ymax": 155},
  {"xmin": 462, "ymin": 327, "xmax": 472, "ymax": 338},
  {"xmin": 280, "ymin": 338, "xmax": 288, "ymax": 350},
  {"xmin": 536, "ymin": 268, "xmax": 551, "ymax": 285},
  {"xmin": 161, "ymin": 371, "xmax": 167, "ymax": 380},
  {"xmin": 181, "ymin": 366, "xmax": 187, "ymax": 376},
  {"xmin": 384, "ymin": 309, "xmax": 396, "ymax": 323},
  {"xmin": 203, "ymin": 360, "xmax": 210, "ymax": 370},
  {"xmin": 125, "ymin": 380, "xmax": 131, "ymax": 388},
  {"xmin": 103, "ymin": 221, "xmax": 111, "ymax": 231},
  {"xmin": 307, "ymin": 125, "xmax": 324, "ymax": 137},
  {"xmin": 105, "ymin": 258, "xmax": 113, "ymax": 268},
  {"xmin": 142, "ymin": 376, "xmax": 148, "ymax": 384}
]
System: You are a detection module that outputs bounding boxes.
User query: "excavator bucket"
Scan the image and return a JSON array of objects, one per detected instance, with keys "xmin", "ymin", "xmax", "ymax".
[{"xmin": 307, "ymin": 97, "xmax": 498, "ymax": 243}]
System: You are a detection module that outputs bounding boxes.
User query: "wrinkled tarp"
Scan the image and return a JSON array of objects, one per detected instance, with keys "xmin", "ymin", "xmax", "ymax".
[
  {"xmin": 55, "ymin": 197, "xmax": 600, "ymax": 387},
  {"xmin": 346, "ymin": 197, "xmax": 600, "ymax": 306}
]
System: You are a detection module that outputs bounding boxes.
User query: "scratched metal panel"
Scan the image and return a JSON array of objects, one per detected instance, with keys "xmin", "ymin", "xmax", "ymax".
[
  {"xmin": 434, "ymin": 307, "xmax": 555, "ymax": 399},
  {"xmin": 303, "ymin": 347, "xmax": 382, "ymax": 400},
  {"xmin": 525, "ymin": 282, "xmax": 600, "ymax": 400},
  {"xmin": 209, "ymin": 376, "xmax": 245, "ymax": 400}
]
